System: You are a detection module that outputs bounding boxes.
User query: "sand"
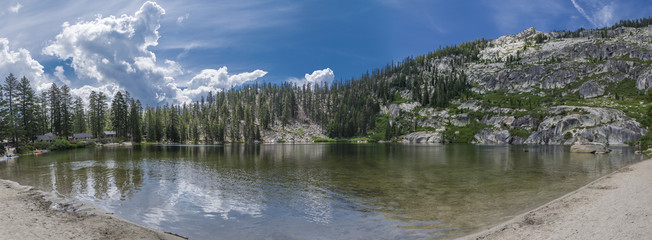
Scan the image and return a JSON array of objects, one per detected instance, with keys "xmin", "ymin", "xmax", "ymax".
[
  {"xmin": 0, "ymin": 179, "xmax": 185, "ymax": 240},
  {"xmin": 464, "ymin": 158, "xmax": 652, "ymax": 240}
]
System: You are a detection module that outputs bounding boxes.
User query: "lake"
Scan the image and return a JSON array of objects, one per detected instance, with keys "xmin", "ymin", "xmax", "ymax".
[{"xmin": 0, "ymin": 144, "xmax": 644, "ymax": 239}]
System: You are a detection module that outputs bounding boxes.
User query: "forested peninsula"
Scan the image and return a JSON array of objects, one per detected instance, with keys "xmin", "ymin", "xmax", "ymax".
[{"xmin": 1, "ymin": 18, "xmax": 651, "ymax": 155}]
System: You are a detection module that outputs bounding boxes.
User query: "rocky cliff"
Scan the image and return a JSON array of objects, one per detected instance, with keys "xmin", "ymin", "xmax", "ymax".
[{"xmin": 390, "ymin": 25, "xmax": 651, "ymax": 145}]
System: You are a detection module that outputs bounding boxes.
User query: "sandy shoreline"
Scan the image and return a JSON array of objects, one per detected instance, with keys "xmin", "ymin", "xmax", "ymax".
[
  {"xmin": 463, "ymin": 158, "xmax": 652, "ymax": 240},
  {"xmin": 0, "ymin": 179, "xmax": 184, "ymax": 240}
]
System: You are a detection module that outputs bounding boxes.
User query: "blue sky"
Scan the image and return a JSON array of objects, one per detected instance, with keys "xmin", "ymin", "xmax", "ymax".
[{"xmin": 0, "ymin": 0, "xmax": 649, "ymax": 104}]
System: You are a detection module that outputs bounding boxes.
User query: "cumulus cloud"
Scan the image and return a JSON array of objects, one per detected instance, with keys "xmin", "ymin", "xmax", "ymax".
[
  {"xmin": 41, "ymin": 1, "xmax": 267, "ymax": 104},
  {"xmin": 69, "ymin": 83, "xmax": 122, "ymax": 105},
  {"xmin": 9, "ymin": 3, "xmax": 22, "ymax": 13},
  {"xmin": 288, "ymin": 68, "xmax": 334, "ymax": 87},
  {"xmin": 0, "ymin": 38, "xmax": 50, "ymax": 91},
  {"xmin": 53, "ymin": 66, "xmax": 71, "ymax": 85},
  {"xmin": 42, "ymin": 1, "xmax": 182, "ymax": 103},
  {"xmin": 570, "ymin": 0, "xmax": 616, "ymax": 28},
  {"xmin": 176, "ymin": 67, "xmax": 267, "ymax": 103}
]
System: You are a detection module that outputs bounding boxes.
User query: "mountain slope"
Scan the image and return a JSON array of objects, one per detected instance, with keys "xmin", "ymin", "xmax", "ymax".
[{"xmin": 350, "ymin": 21, "xmax": 652, "ymax": 145}]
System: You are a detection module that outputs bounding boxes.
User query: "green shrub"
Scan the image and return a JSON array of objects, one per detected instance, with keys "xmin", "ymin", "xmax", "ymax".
[
  {"xmin": 17, "ymin": 145, "xmax": 35, "ymax": 154},
  {"xmin": 509, "ymin": 129, "xmax": 532, "ymax": 138},
  {"xmin": 444, "ymin": 121, "xmax": 489, "ymax": 143},
  {"xmin": 49, "ymin": 139, "xmax": 72, "ymax": 151},
  {"xmin": 534, "ymin": 33, "xmax": 548, "ymax": 44},
  {"xmin": 72, "ymin": 142, "xmax": 86, "ymax": 148},
  {"xmin": 312, "ymin": 136, "xmax": 336, "ymax": 142},
  {"xmin": 563, "ymin": 132, "xmax": 573, "ymax": 140},
  {"xmin": 640, "ymin": 130, "xmax": 652, "ymax": 151},
  {"xmin": 34, "ymin": 142, "xmax": 51, "ymax": 150}
]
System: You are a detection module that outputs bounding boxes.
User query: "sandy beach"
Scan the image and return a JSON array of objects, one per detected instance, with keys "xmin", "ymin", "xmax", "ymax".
[
  {"xmin": 0, "ymin": 179, "xmax": 184, "ymax": 240},
  {"xmin": 464, "ymin": 158, "xmax": 652, "ymax": 240}
]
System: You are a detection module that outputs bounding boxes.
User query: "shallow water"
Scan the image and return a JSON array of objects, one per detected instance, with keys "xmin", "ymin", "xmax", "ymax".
[{"xmin": 0, "ymin": 144, "xmax": 643, "ymax": 239}]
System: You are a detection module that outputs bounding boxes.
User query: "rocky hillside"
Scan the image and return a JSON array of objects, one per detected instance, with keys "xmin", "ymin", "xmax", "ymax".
[{"xmin": 381, "ymin": 25, "xmax": 652, "ymax": 145}]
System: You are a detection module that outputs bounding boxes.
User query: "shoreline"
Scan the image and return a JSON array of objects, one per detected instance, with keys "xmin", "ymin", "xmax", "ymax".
[
  {"xmin": 461, "ymin": 158, "xmax": 652, "ymax": 240},
  {"xmin": 0, "ymin": 179, "xmax": 185, "ymax": 240}
]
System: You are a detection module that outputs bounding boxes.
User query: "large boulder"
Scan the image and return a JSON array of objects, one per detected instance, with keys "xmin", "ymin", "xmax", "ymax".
[
  {"xmin": 525, "ymin": 106, "xmax": 645, "ymax": 145},
  {"xmin": 399, "ymin": 131, "xmax": 443, "ymax": 144},
  {"xmin": 570, "ymin": 142, "xmax": 610, "ymax": 154}
]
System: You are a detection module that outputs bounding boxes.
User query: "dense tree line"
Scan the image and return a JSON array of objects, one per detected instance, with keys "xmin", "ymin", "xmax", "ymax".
[
  {"xmin": 0, "ymin": 37, "xmax": 494, "ymax": 149},
  {"xmin": 553, "ymin": 16, "xmax": 651, "ymax": 38}
]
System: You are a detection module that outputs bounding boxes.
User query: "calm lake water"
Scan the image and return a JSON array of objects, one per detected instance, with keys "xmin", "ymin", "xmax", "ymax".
[{"xmin": 0, "ymin": 144, "xmax": 644, "ymax": 239}]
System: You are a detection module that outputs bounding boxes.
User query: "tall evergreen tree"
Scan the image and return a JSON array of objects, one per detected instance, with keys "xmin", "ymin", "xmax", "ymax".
[
  {"xmin": 60, "ymin": 85, "xmax": 73, "ymax": 138},
  {"xmin": 111, "ymin": 91, "xmax": 129, "ymax": 138},
  {"xmin": 72, "ymin": 96, "xmax": 86, "ymax": 134},
  {"xmin": 89, "ymin": 91, "xmax": 107, "ymax": 138},
  {"xmin": 129, "ymin": 99, "xmax": 142, "ymax": 142},
  {"xmin": 16, "ymin": 76, "xmax": 36, "ymax": 142},
  {"xmin": 49, "ymin": 83, "xmax": 62, "ymax": 136},
  {"xmin": 4, "ymin": 73, "xmax": 19, "ymax": 144}
]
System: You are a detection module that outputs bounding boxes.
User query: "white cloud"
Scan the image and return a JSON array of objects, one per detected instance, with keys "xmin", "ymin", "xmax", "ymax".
[
  {"xmin": 69, "ymin": 83, "xmax": 121, "ymax": 105},
  {"xmin": 177, "ymin": 13, "xmax": 189, "ymax": 24},
  {"xmin": 594, "ymin": 3, "xmax": 615, "ymax": 27},
  {"xmin": 9, "ymin": 3, "xmax": 22, "ymax": 13},
  {"xmin": 488, "ymin": 0, "xmax": 569, "ymax": 32},
  {"xmin": 287, "ymin": 68, "xmax": 334, "ymax": 87},
  {"xmin": 177, "ymin": 67, "xmax": 267, "ymax": 103},
  {"xmin": 42, "ymin": 1, "xmax": 183, "ymax": 103},
  {"xmin": 53, "ymin": 66, "xmax": 71, "ymax": 85},
  {"xmin": 570, "ymin": 0, "xmax": 616, "ymax": 28},
  {"xmin": 571, "ymin": 0, "xmax": 596, "ymax": 26},
  {"xmin": 0, "ymin": 38, "xmax": 50, "ymax": 91}
]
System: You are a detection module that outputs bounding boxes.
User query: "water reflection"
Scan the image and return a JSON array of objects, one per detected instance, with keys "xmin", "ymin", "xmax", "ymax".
[{"xmin": 0, "ymin": 144, "xmax": 644, "ymax": 239}]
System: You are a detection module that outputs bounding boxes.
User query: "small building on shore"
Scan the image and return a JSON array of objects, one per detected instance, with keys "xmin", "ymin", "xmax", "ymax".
[
  {"xmin": 73, "ymin": 133, "xmax": 93, "ymax": 141},
  {"xmin": 36, "ymin": 133, "xmax": 56, "ymax": 142},
  {"xmin": 103, "ymin": 131, "xmax": 116, "ymax": 138}
]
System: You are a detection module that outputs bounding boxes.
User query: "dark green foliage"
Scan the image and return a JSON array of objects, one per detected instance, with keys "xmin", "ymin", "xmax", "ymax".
[
  {"xmin": 534, "ymin": 33, "xmax": 548, "ymax": 44},
  {"xmin": 608, "ymin": 79, "xmax": 643, "ymax": 100},
  {"xmin": 49, "ymin": 139, "xmax": 71, "ymax": 150},
  {"xmin": 639, "ymin": 130, "xmax": 652, "ymax": 151},
  {"xmin": 509, "ymin": 128, "xmax": 532, "ymax": 139},
  {"xmin": 311, "ymin": 136, "xmax": 336, "ymax": 142},
  {"xmin": 4, "ymin": 73, "xmax": 18, "ymax": 145},
  {"xmin": 563, "ymin": 132, "xmax": 573, "ymax": 140},
  {"xmin": 369, "ymin": 114, "xmax": 400, "ymax": 141},
  {"xmin": 89, "ymin": 91, "xmax": 107, "ymax": 138},
  {"xmin": 553, "ymin": 17, "xmax": 651, "ymax": 39},
  {"xmin": 111, "ymin": 91, "xmax": 129, "ymax": 138},
  {"xmin": 443, "ymin": 122, "xmax": 488, "ymax": 143}
]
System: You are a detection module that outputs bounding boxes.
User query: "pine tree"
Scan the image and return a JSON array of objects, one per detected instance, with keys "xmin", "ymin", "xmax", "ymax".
[
  {"xmin": 49, "ymin": 83, "xmax": 62, "ymax": 136},
  {"xmin": 89, "ymin": 91, "xmax": 107, "ymax": 138},
  {"xmin": 16, "ymin": 76, "xmax": 36, "ymax": 142},
  {"xmin": 129, "ymin": 99, "xmax": 142, "ymax": 142},
  {"xmin": 111, "ymin": 91, "xmax": 128, "ymax": 138},
  {"xmin": 72, "ymin": 97, "xmax": 86, "ymax": 134},
  {"xmin": 4, "ymin": 73, "xmax": 19, "ymax": 144},
  {"xmin": 60, "ymin": 85, "xmax": 73, "ymax": 138}
]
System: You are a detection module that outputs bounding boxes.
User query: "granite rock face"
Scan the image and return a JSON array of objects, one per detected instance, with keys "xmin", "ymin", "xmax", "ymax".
[
  {"xmin": 399, "ymin": 131, "xmax": 443, "ymax": 144},
  {"xmin": 387, "ymin": 26, "xmax": 651, "ymax": 145},
  {"xmin": 524, "ymin": 106, "xmax": 645, "ymax": 145}
]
